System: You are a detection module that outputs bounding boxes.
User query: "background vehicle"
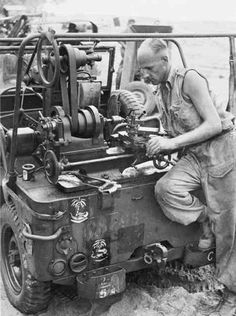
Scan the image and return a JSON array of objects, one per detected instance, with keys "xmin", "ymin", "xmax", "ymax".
[
  {"xmin": 0, "ymin": 31, "xmax": 235, "ymax": 314},
  {"xmin": 115, "ymin": 23, "xmax": 173, "ymax": 114}
]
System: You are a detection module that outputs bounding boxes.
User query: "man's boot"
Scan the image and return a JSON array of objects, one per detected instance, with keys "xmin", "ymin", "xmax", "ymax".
[
  {"xmin": 214, "ymin": 288, "xmax": 236, "ymax": 315},
  {"xmin": 198, "ymin": 218, "xmax": 215, "ymax": 250}
]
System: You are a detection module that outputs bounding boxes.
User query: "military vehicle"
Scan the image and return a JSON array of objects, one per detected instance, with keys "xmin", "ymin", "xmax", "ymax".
[{"xmin": 0, "ymin": 31, "xmax": 235, "ymax": 314}]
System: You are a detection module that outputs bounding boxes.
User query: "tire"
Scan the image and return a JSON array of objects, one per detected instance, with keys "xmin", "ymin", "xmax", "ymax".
[
  {"xmin": 107, "ymin": 89, "xmax": 145, "ymax": 118},
  {"xmin": 124, "ymin": 81, "xmax": 158, "ymax": 116},
  {"xmin": 0, "ymin": 124, "xmax": 7, "ymax": 206},
  {"xmin": 0, "ymin": 203, "xmax": 52, "ymax": 314},
  {"xmin": 106, "ymin": 90, "xmax": 145, "ymax": 137}
]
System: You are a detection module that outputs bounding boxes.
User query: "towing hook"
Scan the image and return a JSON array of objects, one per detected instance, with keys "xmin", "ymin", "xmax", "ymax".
[{"xmin": 143, "ymin": 242, "xmax": 168, "ymax": 267}]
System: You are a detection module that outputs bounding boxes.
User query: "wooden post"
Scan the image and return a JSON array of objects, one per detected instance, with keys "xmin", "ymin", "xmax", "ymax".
[
  {"xmin": 228, "ymin": 37, "xmax": 236, "ymax": 116},
  {"xmin": 120, "ymin": 41, "xmax": 137, "ymax": 89}
]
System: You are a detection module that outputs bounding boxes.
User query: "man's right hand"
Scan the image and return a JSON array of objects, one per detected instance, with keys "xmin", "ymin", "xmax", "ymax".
[{"xmin": 146, "ymin": 136, "xmax": 177, "ymax": 158}]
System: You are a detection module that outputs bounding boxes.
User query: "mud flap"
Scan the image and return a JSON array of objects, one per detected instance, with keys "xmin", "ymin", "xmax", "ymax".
[
  {"xmin": 76, "ymin": 266, "xmax": 126, "ymax": 299},
  {"xmin": 183, "ymin": 245, "xmax": 216, "ymax": 267}
]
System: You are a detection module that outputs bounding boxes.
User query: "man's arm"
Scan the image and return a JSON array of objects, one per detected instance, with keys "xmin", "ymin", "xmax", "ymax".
[{"xmin": 146, "ymin": 71, "xmax": 222, "ymax": 156}]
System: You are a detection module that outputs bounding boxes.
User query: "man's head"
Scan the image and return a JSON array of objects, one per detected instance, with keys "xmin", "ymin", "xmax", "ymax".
[
  {"xmin": 137, "ymin": 38, "xmax": 171, "ymax": 85},
  {"xmin": 127, "ymin": 19, "xmax": 135, "ymax": 26}
]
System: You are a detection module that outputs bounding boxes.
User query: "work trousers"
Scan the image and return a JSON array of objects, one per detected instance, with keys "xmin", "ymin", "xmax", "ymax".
[{"xmin": 155, "ymin": 129, "xmax": 236, "ymax": 293}]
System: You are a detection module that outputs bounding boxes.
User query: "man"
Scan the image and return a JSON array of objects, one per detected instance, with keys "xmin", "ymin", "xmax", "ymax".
[{"xmin": 137, "ymin": 38, "xmax": 236, "ymax": 315}]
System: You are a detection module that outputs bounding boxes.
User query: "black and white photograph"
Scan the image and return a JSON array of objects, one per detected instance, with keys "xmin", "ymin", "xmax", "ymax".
[{"xmin": 0, "ymin": 0, "xmax": 236, "ymax": 315}]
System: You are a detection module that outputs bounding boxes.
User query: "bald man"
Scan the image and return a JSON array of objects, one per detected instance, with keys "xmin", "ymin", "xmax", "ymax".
[{"xmin": 137, "ymin": 38, "xmax": 236, "ymax": 315}]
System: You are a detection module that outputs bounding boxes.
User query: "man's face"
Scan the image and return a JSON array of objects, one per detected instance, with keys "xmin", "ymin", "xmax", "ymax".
[{"xmin": 137, "ymin": 47, "xmax": 169, "ymax": 85}]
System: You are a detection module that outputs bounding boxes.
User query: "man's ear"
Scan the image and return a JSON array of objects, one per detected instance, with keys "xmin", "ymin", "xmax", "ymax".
[{"xmin": 161, "ymin": 55, "xmax": 168, "ymax": 62}]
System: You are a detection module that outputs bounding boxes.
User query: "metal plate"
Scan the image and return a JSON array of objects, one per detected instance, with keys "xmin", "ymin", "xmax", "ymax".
[{"xmin": 117, "ymin": 224, "xmax": 144, "ymax": 254}]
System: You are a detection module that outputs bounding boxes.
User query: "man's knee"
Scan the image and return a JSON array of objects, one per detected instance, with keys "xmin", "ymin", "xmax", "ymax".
[{"xmin": 155, "ymin": 177, "xmax": 175, "ymax": 203}]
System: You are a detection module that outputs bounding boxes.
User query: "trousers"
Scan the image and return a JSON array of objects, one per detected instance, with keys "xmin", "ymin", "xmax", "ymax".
[{"xmin": 155, "ymin": 128, "xmax": 236, "ymax": 293}]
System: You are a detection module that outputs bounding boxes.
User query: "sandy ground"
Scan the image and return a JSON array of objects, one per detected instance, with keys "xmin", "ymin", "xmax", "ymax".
[{"xmin": 1, "ymin": 266, "xmax": 224, "ymax": 316}]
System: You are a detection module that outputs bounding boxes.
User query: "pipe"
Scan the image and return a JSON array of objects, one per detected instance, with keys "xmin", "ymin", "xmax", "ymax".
[
  {"xmin": 1, "ymin": 33, "xmax": 236, "ymax": 43},
  {"xmin": 64, "ymin": 153, "xmax": 134, "ymax": 168}
]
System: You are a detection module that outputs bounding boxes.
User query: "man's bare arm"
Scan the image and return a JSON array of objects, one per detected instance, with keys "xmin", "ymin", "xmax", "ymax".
[
  {"xmin": 146, "ymin": 71, "xmax": 222, "ymax": 156},
  {"xmin": 172, "ymin": 71, "xmax": 222, "ymax": 149}
]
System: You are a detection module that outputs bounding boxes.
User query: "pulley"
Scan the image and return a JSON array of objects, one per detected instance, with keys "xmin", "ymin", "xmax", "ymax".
[
  {"xmin": 59, "ymin": 44, "xmax": 102, "ymax": 134},
  {"xmin": 43, "ymin": 150, "xmax": 61, "ymax": 184},
  {"xmin": 76, "ymin": 105, "xmax": 101, "ymax": 138},
  {"xmin": 59, "ymin": 44, "xmax": 102, "ymax": 72}
]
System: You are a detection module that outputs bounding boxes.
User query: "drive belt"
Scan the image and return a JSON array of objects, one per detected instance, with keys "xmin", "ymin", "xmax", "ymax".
[
  {"xmin": 60, "ymin": 74, "xmax": 70, "ymax": 116},
  {"xmin": 60, "ymin": 44, "xmax": 78, "ymax": 134}
]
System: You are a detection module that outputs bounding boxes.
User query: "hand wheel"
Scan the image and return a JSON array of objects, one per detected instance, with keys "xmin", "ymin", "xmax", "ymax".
[
  {"xmin": 153, "ymin": 153, "xmax": 172, "ymax": 170},
  {"xmin": 36, "ymin": 31, "xmax": 60, "ymax": 88}
]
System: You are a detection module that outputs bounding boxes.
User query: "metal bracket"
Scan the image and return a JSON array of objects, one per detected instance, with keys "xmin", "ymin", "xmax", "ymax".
[{"xmin": 22, "ymin": 224, "xmax": 69, "ymax": 241}]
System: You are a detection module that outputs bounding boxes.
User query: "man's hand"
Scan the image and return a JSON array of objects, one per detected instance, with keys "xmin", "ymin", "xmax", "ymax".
[{"xmin": 146, "ymin": 136, "xmax": 176, "ymax": 158}]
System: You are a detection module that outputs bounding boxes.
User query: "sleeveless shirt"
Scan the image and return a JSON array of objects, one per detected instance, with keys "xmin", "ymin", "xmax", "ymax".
[{"xmin": 155, "ymin": 67, "xmax": 234, "ymax": 138}]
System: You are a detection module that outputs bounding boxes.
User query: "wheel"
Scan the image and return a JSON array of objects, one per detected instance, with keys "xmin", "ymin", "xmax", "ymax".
[
  {"xmin": 0, "ymin": 124, "xmax": 7, "ymax": 206},
  {"xmin": 124, "ymin": 81, "xmax": 158, "ymax": 116},
  {"xmin": 0, "ymin": 123, "xmax": 7, "ymax": 171},
  {"xmin": 0, "ymin": 203, "xmax": 52, "ymax": 314},
  {"xmin": 36, "ymin": 32, "xmax": 60, "ymax": 88},
  {"xmin": 106, "ymin": 90, "xmax": 145, "ymax": 136},
  {"xmin": 153, "ymin": 154, "xmax": 172, "ymax": 170},
  {"xmin": 107, "ymin": 90, "xmax": 145, "ymax": 118}
]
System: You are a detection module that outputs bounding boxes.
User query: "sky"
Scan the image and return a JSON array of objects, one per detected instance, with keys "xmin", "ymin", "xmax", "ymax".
[{"xmin": 43, "ymin": 0, "xmax": 236, "ymax": 21}]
